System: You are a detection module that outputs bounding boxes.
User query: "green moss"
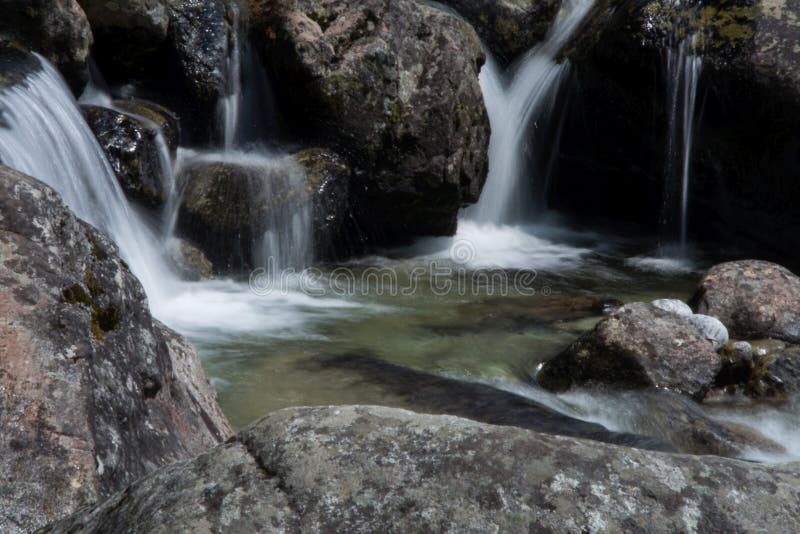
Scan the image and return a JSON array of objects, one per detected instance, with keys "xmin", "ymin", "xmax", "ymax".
[
  {"xmin": 84, "ymin": 270, "xmax": 102, "ymax": 298},
  {"xmin": 23, "ymin": 6, "xmax": 36, "ymax": 18},
  {"xmin": 89, "ymin": 237, "xmax": 109, "ymax": 261},
  {"xmin": 91, "ymin": 306, "xmax": 120, "ymax": 342},
  {"xmin": 62, "ymin": 284, "xmax": 93, "ymax": 307}
]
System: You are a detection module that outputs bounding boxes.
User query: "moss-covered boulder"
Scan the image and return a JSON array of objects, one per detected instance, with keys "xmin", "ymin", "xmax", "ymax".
[
  {"xmin": 0, "ymin": 0, "xmax": 92, "ymax": 93},
  {"xmin": 248, "ymin": 0, "xmax": 490, "ymax": 244}
]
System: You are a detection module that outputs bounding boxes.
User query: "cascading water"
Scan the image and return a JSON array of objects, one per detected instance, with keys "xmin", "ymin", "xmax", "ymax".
[
  {"xmin": 0, "ymin": 57, "xmax": 176, "ymax": 299},
  {"xmin": 432, "ymin": 0, "xmax": 593, "ymax": 271},
  {"xmin": 662, "ymin": 37, "xmax": 702, "ymax": 256},
  {"xmin": 466, "ymin": 0, "xmax": 593, "ymax": 225}
]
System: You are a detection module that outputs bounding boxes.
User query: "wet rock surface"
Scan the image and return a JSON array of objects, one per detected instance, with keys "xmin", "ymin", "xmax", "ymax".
[
  {"xmin": 537, "ymin": 302, "xmax": 721, "ymax": 399},
  {"xmin": 113, "ymin": 99, "xmax": 180, "ymax": 157},
  {"xmin": 81, "ymin": 103, "xmax": 172, "ymax": 207},
  {"xmin": 46, "ymin": 405, "xmax": 800, "ymax": 533},
  {"xmin": 0, "ymin": 165, "xmax": 232, "ymax": 532},
  {"xmin": 691, "ymin": 260, "xmax": 800, "ymax": 343},
  {"xmin": 293, "ymin": 148, "xmax": 356, "ymax": 261},
  {"xmin": 248, "ymin": 0, "xmax": 490, "ymax": 243},
  {"xmin": 0, "ymin": 0, "xmax": 92, "ymax": 93}
]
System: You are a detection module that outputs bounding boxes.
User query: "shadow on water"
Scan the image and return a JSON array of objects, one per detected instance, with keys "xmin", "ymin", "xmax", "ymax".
[{"xmin": 306, "ymin": 352, "xmax": 676, "ymax": 453}]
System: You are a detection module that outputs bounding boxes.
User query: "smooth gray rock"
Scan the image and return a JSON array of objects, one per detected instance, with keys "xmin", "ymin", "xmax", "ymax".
[
  {"xmin": 45, "ymin": 405, "xmax": 800, "ymax": 533},
  {"xmin": 687, "ymin": 313, "xmax": 729, "ymax": 351},
  {"xmin": 652, "ymin": 298, "xmax": 693, "ymax": 317},
  {"xmin": 0, "ymin": 165, "xmax": 232, "ymax": 532}
]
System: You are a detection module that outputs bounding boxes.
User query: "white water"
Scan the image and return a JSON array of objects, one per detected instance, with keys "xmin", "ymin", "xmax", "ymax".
[
  {"xmin": 663, "ymin": 38, "xmax": 702, "ymax": 254},
  {"xmin": 466, "ymin": 0, "xmax": 593, "ymax": 225},
  {"xmin": 219, "ymin": 1, "xmax": 242, "ymax": 149},
  {"xmin": 444, "ymin": 0, "xmax": 593, "ymax": 270},
  {"xmin": 0, "ymin": 57, "xmax": 176, "ymax": 299}
]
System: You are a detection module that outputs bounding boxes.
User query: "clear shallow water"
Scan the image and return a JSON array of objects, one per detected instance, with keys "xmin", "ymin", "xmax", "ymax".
[{"xmin": 156, "ymin": 224, "xmax": 701, "ymax": 428}]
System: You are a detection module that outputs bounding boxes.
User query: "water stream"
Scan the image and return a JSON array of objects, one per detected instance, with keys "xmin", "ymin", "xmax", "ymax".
[{"xmin": 0, "ymin": 3, "xmax": 795, "ymax": 462}]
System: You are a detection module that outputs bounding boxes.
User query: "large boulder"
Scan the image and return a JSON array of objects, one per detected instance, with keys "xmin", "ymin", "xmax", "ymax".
[
  {"xmin": 46, "ymin": 406, "xmax": 800, "ymax": 533},
  {"xmin": 548, "ymin": 0, "xmax": 800, "ymax": 257},
  {"xmin": 0, "ymin": 165, "xmax": 232, "ymax": 532},
  {"xmin": 436, "ymin": 0, "xmax": 560, "ymax": 64},
  {"xmin": 81, "ymin": 103, "xmax": 174, "ymax": 208},
  {"xmin": 691, "ymin": 260, "xmax": 800, "ymax": 343},
  {"xmin": 176, "ymin": 157, "xmax": 310, "ymax": 272},
  {"xmin": 0, "ymin": 0, "xmax": 92, "ymax": 93},
  {"xmin": 78, "ymin": 0, "xmax": 169, "ymax": 70},
  {"xmin": 537, "ymin": 302, "xmax": 721, "ymax": 399},
  {"xmin": 248, "ymin": 0, "xmax": 490, "ymax": 242}
]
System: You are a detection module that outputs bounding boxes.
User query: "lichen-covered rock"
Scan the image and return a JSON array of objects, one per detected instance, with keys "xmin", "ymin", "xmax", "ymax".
[
  {"xmin": 436, "ymin": 0, "xmax": 560, "ymax": 64},
  {"xmin": 81, "ymin": 104, "xmax": 172, "ymax": 207},
  {"xmin": 0, "ymin": 0, "xmax": 92, "ymax": 93},
  {"xmin": 687, "ymin": 313, "xmax": 729, "ymax": 350},
  {"xmin": 45, "ymin": 406, "xmax": 800, "ymax": 533},
  {"xmin": 248, "ymin": 0, "xmax": 490, "ymax": 242},
  {"xmin": 0, "ymin": 165, "xmax": 232, "ymax": 532},
  {"xmin": 294, "ymin": 147, "xmax": 355, "ymax": 261},
  {"xmin": 78, "ymin": 0, "xmax": 169, "ymax": 70},
  {"xmin": 691, "ymin": 260, "xmax": 800, "ymax": 343},
  {"xmin": 537, "ymin": 302, "xmax": 721, "ymax": 399}
]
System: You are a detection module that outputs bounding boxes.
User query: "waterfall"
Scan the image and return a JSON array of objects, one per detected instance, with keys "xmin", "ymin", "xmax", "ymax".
[
  {"xmin": 467, "ymin": 0, "xmax": 593, "ymax": 224},
  {"xmin": 662, "ymin": 38, "xmax": 702, "ymax": 255},
  {"xmin": 219, "ymin": 0, "xmax": 242, "ymax": 150},
  {"xmin": 0, "ymin": 57, "xmax": 176, "ymax": 299}
]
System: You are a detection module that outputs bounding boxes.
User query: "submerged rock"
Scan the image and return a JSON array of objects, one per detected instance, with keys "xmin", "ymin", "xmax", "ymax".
[
  {"xmin": 46, "ymin": 405, "xmax": 800, "ymax": 533},
  {"xmin": 435, "ymin": 0, "xmax": 560, "ymax": 64},
  {"xmin": 248, "ymin": 0, "xmax": 490, "ymax": 243},
  {"xmin": 0, "ymin": 0, "xmax": 92, "ymax": 93},
  {"xmin": 537, "ymin": 302, "xmax": 721, "ymax": 399},
  {"xmin": 691, "ymin": 260, "xmax": 800, "ymax": 343},
  {"xmin": 81, "ymin": 104, "xmax": 172, "ymax": 207},
  {"xmin": 0, "ymin": 165, "xmax": 231, "ymax": 532}
]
